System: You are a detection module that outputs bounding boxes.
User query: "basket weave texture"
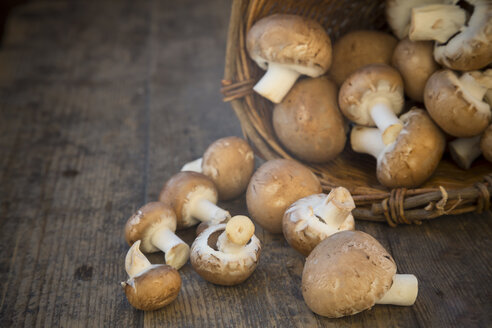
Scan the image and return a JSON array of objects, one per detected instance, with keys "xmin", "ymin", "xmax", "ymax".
[{"xmin": 221, "ymin": 0, "xmax": 492, "ymax": 225}]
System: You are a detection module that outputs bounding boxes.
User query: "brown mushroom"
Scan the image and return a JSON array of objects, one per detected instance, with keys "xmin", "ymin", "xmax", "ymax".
[
  {"xmin": 351, "ymin": 108, "xmax": 445, "ymax": 188},
  {"xmin": 273, "ymin": 77, "xmax": 347, "ymax": 163},
  {"xmin": 302, "ymin": 230, "xmax": 418, "ymax": 318},
  {"xmin": 392, "ymin": 38, "xmax": 440, "ymax": 102},
  {"xmin": 181, "ymin": 137, "xmax": 255, "ymax": 200},
  {"xmin": 424, "ymin": 69, "xmax": 491, "ymax": 137},
  {"xmin": 481, "ymin": 124, "xmax": 492, "ymax": 162},
  {"xmin": 121, "ymin": 241, "xmax": 182, "ymax": 311},
  {"xmin": 124, "ymin": 202, "xmax": 190, "ymax": 270},
  {"xmin": 330, "ymin": 30, "xmax": 397, "ymax": 86},
  {"xmin": 190, "ymin": 215, "xmax": 261, "ymax": 286},
  {"xmin": 246, "ymin": 159, "xmax": 322, "ymax": 234},
  {"xmin": 339, "ymin": 64, "xmax": 404, "ymax": 145},
  {"xmin": 282, "ymin": 187, "xmax": 355, "ymax": 256},
  {"xmin": 159, "ymin": 172, "xmax": 231, "ymax": 229},
  {"xmin": 246, "ymin": 14, "xmax": 332, "ymax": 103}
]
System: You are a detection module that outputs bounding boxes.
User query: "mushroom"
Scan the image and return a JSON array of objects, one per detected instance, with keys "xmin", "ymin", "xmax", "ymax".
[
  {"xmin": 159, "ymin": 171, "xmax": 231, "ymax": 229},
  {"xmin": 180, "ymin": 137, "xmax": 255, "ymax": 200},
  {"xmin": 410, "ymin": 1, "xmax": 492, "ymax": 70},
  {"xmin": 121, "ymin": 241, "xmax": 182, "ymax": 311},
  {"xmin": 424, "ymin": 69, "xmax": 491, "ymax": 137},
  {"xmin": 124, "ymin": 202, "xmax": 190, "ymax": 270},
  {"xmin": 282, "ymin": 187, "xmax": 355, "ymax": 256},
  {"xmin": 190, "ymin": 215, "xmax": 261, "ymax": 286},
  {"xmin": 246, "ymin": 14, "xmax": 332, "ymax": 103},
  {"xmin": 481, "ymin": 125, "xmax": 492, "ymax": 162},
  {"xmin": 449, "ymin": 136, "xmax": 482, "ymax": 169},
  {"xmin": 330, "ymin": 30, "xmax": 397, "ymax": 86},
  {"xmin": 302, "ymin": 230, "xmax": 418, "ymax": 317},
  {"xmin": 246, "ymin": 159, "xmax": 322, "ymax": 233},
  {"xmin": 338, "ymin": 64, "xmax": 405, "ymax": 145},
  {"xmin": 385, "ymin": 0, "xmax": 444, "ymax": 39},
  {"xmin": 392, "ymin": 38, "xmax": 440, "ymax": 102},
  {"xmin": 272, "ymin": 77, "xmax": 347, "ymax": 163},
  {"xmin": 351, "ymin": 108, "xmax": 445, "ymax": 188}
]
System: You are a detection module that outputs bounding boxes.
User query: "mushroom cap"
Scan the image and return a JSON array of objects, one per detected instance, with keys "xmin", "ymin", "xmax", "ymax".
[
  {"xmin": 202, "ymin": 136, "xmax": 255, "ymax": 200},
  {"xmin": 125, "ymin": 202, "xmax": 177, "ymax": 253},
  {"xmin": 392, "ymin": 38, "xmax": 439, "ymax": 102},
  {"xmin": 377, "ymin": 108, "xmax": 445, "ymax": 188},
  {"xmin": 424, "ymin": 70, "xmax": 491, "ymax": 137},
  {"xmin": 159, "ymin": 171, "xmax": 218, "ymax": 229},
  {"xmin": 273, "ymin": 77, "xmax": 347, "ymax": 163},
  {"xmin": 481, "ymin": 124, "xmax": 492, "ymax": 162},
  {"xmin": 123, "ymin": 264, "xmax": 181, "ymax": 311},
  {"xmin": 246, "ymin": 14, "xmax": 332, "ymax": 75},
  {"xmin": 190, "ymin": 223, "xmax": 261, "ymax": 286},
  {"xmin": 282, "ymin": 193, "xmax": 355, "ymax": 256},
  {"xmin": 330, "ymin": 30, "xmax": 398, "ymax": 86},
  {"xmin": 302, "ymin": 230, "xmax": 396, "ymax": 318},
  {"xmin": 434, "ymin": 2, "xmax": 492, "ymax": 71},
  {"xmin": 338, "ymin": 64, "xmax": 404, "ymax": 126},
  {"xmin": 246, "ymin": 159, "xmax": 322, "ymax": 234},
  {"xmin": 386, "ymin": 0, "xmax": 443, "ymax": 39}
]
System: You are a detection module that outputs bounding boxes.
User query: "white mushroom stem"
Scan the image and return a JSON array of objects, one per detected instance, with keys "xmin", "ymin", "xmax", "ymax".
[
  {"xmin": 151, "ymin": 228, "xmax": 190, "ymax": 269},
  {"xmin": 125, "ymin": 240, "xmax": 152, "ymax": 278},
  {"xmin": 313, "ymin": 187, "xmax": 355, "ymax": 227},
  {"xmin": 181, "ymin": 157, "xmax": 203, "ymax": 173},
  {"xmin": 377, "ymin": 274, "xmax": 419, "ymax": 306},
  {"xmin": 409, "ymin": 4, "xmax": 466, "ymax": 43},
  {"xmin": 217, "ymin": 216, "xmax": 255, "ymax": 253},
  {"xmin": 449, "ymin": 136, "xmax": 482, "ymax": 170},
  {"xmin": 253, "ymin": 62, "xmax": 301, "ymax": 103},
  {"xmin": 370, "ymin": 102, "xmax": 403, "ymax": 144},
  {"xmin": 189, "ymin": 198, "xmax": 231, "ymax": 224},
  {"xmin": 351, "ymin": 126, "xmax": 387, "ymax": 159}
]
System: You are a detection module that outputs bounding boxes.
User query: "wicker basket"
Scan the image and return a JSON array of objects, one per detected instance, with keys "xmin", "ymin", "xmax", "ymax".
[{"xmin": 221, "ymin": 0, "xmax": 492, "ymax": 226}]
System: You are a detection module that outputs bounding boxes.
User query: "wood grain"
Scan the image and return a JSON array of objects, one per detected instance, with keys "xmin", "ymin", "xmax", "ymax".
[{"xmin": 0, "ymin": 1, "xmax": 491, "ymax": 327}]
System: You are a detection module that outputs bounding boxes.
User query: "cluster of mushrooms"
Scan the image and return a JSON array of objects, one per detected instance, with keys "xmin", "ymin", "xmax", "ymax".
[{"xmin": 120, "ymin": 0, "xmax": 491, "ymax": 319}]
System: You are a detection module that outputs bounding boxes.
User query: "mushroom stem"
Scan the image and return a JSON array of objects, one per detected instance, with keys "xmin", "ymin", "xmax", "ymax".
[
  {"xmin": 125, "ymin": 241, "xmax": 152, "ymax": 278},
  {"xmin": 370, "ymin": 102, "xmax": 403, "ymax": 145},
  {"xmin": 189, "ymin": 198, "xmax": 230, "ymax": 224},
  {"xmin": 151, "ymin": 228, "xmax": 190, "ymax": 269},
  {"xmin": 314, "ymin": 188, "xmax": 355, "ymax": 227},
  {"xmin": 409, "ymin": 4, "xmax": 466, "ymax": 43},
  {"xmin": 253, "ymin": 62, "xmax": 301, "ymax": 103},
  {"xmin": 449, "ymin": 136, "xmax": 482, "ymax": 170},
  {"xmin": 351, "ymin": 126, "xmax": 387, "ymax": 159},
  {"xmin": 376, "ymin": 274, "xmax": 418, "ymax": 306},
  {"xmin": 459, "ymin": 73, "xmax": 490, "ymax": 102},
  {"xmin": 217, "ymin": 216, "xmax": 255, "ymax": 253},
  {"xmin": 181, "ymin": 158, "xmax": 203, "ymax": 173}
]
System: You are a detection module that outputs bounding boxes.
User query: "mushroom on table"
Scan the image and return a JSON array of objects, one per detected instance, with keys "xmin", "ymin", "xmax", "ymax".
[
  {"xmin": 181, "ymin": 136, "xmax": 255, "ymax": 200},
  {"xmin": 246, "ymin": 14, "xmax": 332, "ymax": 103},
  {"xmin": 121, "ymin": 241, "xmax": 182, "ymax": 311},
  {"xmin": 246, "ymin": 159, "xmax": 322, "ymax": 234},
  {"xmin": 125, "ymin": 202, "xmax": 190, "ymax": 270},
  {"xmin": 283, "ymin": 187, "xmax": 355, "ymax": 256},
  {"xmin": 159, "ymin": 171, "xmax": 231, "ymax": 229},
  {"xmin": 190, "ymin": 215, "xmax": 261, "ymax": 286},
  {"xmin": 302, "ymin": 230, "xmax": 418, "ymax": 318}
]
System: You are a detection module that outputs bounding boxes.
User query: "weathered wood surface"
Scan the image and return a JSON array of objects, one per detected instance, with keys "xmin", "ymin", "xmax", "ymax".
[{"xmin": 0, "ymin": 1, "xmax": 491, "ymax": 327}]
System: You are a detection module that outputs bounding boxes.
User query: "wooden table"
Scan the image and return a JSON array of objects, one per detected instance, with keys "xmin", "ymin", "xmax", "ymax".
[{"xmin": 0, "ymin": 1, "xmax": 491, "ymax": 327}]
